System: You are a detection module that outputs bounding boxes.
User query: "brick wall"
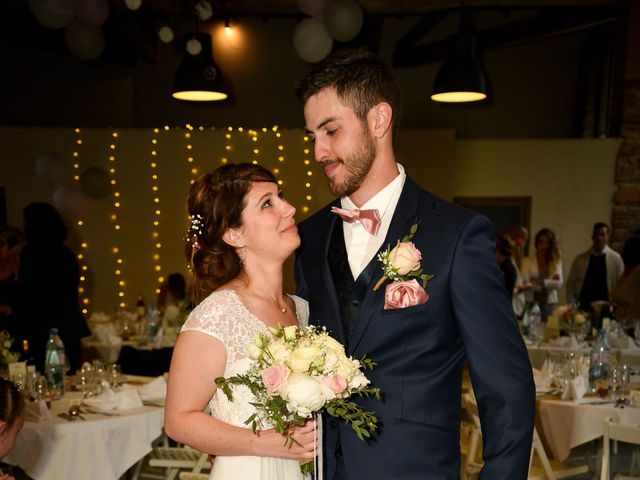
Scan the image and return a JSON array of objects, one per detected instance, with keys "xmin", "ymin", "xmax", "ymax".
[{"xmin": 612, "ymin": 0, "xmax": 640, "ymax": 253}]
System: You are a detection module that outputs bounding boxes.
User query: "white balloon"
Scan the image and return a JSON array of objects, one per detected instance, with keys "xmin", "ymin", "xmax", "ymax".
[
  {"xmin": 64, "ymin": 20, "xmax": 105, "ymax": 60},
  {"xmin": 74, "ymin": 0, "xmax": 110, "ymax": 28},
  {"xmin": 35, "ymin": 151, "xmax": 71, "ymax": 188},
  {"xmin": 52, "ymin": 185, "xmax": 89, "ymax": 220},
  {"xmin": 324, "ymin": 0, "xmax": 363, "ymax": 42},
  {"xmin": 296, "ymin": 0, "xmax": 329, "ymax": 16},
  {"xmin": 293, "ymin": 15, "xmax": 333, "ymax": 63},
  {"xmin": 29, "ymin": 0, "xmax": 74, "ymax": 29}
]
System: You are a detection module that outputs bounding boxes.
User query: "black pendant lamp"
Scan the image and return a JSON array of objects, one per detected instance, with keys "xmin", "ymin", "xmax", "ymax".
[
  {"xmin": 431, "ymin": 12, "xmax": 487, "ymax": 103},
  {"xmin": 172, "ymin": 32, "xmax": 228, "ymax": 102}
]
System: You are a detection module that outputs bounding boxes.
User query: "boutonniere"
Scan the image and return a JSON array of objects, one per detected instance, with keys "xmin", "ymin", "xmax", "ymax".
[{"xmin": 373, "ymin": 221, "xmax": 435, "ymax": 309}]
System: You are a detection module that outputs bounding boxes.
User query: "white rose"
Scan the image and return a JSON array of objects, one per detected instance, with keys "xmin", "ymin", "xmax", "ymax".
[
  {"xmin": 288, "ymin": 345, "xmax": 324, "ymax": 373},
  {"xmin": 283, "ymin": 325, "xmax": 298, "ymax": 342},
  {"xmin": 349, "ymin": 372, "xmax": 370, "ymax": 390},
  {"xmin": 322, "ymin": 351, "xmax": 339, "ymax": 374},
  {"xmin": 336, "ymin": 356, "xmax": 357, "ymax": 382},
  {"xmin": 266, "ymin": 339, "xmax": 291, "ymax": 364},
  {"xmin": 389, "ymin": 241, "xmax": 422, "ymax": 275},
  {"xmin": 245, "ymin": 334, "xmax": 269, "ymax": 360},
  {"xmin": 323, "ymin": 335, "xmax": 346, "ymax": 356},
  {"xmin": 281, "ymin": 373, "xmax": 326, "ymax": 417}
]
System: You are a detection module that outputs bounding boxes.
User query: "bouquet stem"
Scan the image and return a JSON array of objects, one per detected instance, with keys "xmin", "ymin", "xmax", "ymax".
[{"xmin": 299, "ymin": 458, "xmax": 314, "ymax": 475}]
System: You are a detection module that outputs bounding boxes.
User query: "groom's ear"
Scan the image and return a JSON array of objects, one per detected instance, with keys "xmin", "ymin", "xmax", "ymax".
[
  {"xmin": 368, "ymin": 102, "xmax": 393, "ymax": 139},
  {"xmin": 222, "ymin": 228, "xmax": 244, "ymax": 248}
]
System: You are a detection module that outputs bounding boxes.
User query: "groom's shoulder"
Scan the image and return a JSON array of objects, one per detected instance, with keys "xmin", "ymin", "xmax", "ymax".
[{"xmin": 409, "ymin": 179, "xmax": 479, "ymax": 227}]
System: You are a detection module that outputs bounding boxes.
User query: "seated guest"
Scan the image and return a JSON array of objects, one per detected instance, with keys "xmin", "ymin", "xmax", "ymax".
[
  {"xmin": 0, "ymin": 378, "xmax": 25, "ymax": 478},
  {"xmin": 496, "ymin": 233, "xmax": 522, "ymax": 316},
  {"xmin": 566, "ymin": 222, "xmax": 624, "ymax": 310},
  {"xmin": 520, "ymin": 228, "xmax": 563, "ymax": 319},
  {"xmin": 0, "ymin": 227, "xmax": 24, "ymax": 342},
  {"xmin": 612, "ymin": 236, "xmax": 640, "ymax": 326},
  {"xmin": 157, "ymin": 272, "xmax": 188, "ymax": 313}
]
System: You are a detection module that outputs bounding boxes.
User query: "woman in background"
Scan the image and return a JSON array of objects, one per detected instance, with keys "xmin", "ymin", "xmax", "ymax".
[
  {"xmin": 0, "ymin": 378, "xmax": 25, "ymax": 480},
  {"xmin": 520, "ymin": 228, "xmax": 563, "ymax": 318},
  {"xmin": 612, "ymin": 236, "xmax": 640, "ymax": 327}
]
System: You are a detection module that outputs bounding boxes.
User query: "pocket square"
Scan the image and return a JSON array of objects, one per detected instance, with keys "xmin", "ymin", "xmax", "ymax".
[{"xmin": 384, "ymin": 279, "xmax": 429, "ymax": 310}]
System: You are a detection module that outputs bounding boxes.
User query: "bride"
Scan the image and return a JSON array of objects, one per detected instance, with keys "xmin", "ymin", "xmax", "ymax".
[{"xmin": 164, "ymin": 163, "xmax": 316, "ymax": 480}]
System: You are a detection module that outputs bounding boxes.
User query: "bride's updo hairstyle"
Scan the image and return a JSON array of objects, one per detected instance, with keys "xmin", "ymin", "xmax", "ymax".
[{"xmin": 186, "ymin": 163, "xmax": 277, "ymax": 304}]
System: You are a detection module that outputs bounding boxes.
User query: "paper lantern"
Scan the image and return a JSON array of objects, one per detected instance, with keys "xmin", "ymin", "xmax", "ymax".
[
  {"xmin": 80, "ymin": 166, "xmax": 111, "ymax": 198},
  {"xmin": 29, "ymin": 0, "xmax": 74, "ymax": 29},
  {"xmin": 324, "ymin": 0, "xmax": 363, "ymax": 42},
  {"xmin": 35, "ymin": 151, "xmax": 71, "ymax": 188},
  {"xmin": 52, "ymin": 185, "xmax": 89, "ymax": 220},
  {"xmin": 296, "ymin": 0, "xmax": 329, "ymax": 16},
  {"xmin": 64, "ymin": 20, "xmax": 105, "ymax": 60},
  {"xmin": 74, "ymin": 0, "xmax": 109, "ymax": 28},
  {"xmin": 293, "ymin": 15, "xmax": 333, "ymax": 63}
]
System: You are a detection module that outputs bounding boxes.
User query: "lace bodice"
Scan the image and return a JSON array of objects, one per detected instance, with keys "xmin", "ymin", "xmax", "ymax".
[{"xmin": 180, "ymin": 289, "xmax": 309, "ymax": 426}]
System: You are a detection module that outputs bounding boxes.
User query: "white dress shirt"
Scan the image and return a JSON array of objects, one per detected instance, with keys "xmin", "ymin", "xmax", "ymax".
[{"xmin": 340, "ymin": 164, "xmax": 406, "ymax": 279}]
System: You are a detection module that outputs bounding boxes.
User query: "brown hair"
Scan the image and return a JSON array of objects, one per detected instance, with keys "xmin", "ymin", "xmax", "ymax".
[
  {"xmin": 295, "ymin": 48, "xmax": 403, "ymax": 137},
  {"xmin": 185, "ymin": 163, "xmax": 277, "ymax": 304},
  {"xmin": 0, "ymin": 378, "xmax": 24, "ymax": 432},
  {"xmin": 535, "ymin": 228, "xmax": 562, "ymax": 275}
]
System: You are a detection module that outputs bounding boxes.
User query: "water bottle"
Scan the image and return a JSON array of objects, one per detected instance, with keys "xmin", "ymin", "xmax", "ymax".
[
  {"xmin": 136, "ymin": 293, "xmax": 146, "ymax": 320},
  {"xmin": 44, "ymin": 328, "xmax": 66, "ymax": 400},
  {"xmin": 528, "ymin": 302, "xmax": 543, "ymax": 343},
  {"xmin": 147, "ymin": 302, "xmax": 160, "ymax": 343},
  {"xmin": 589, "ymin": 328, "xmax": 612, "ymax": 396}
]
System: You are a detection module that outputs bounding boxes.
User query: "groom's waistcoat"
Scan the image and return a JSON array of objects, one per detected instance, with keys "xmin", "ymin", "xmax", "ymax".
[{"xmin": 327, "ymin": 221, "xmax": 371, "ymax": 346}]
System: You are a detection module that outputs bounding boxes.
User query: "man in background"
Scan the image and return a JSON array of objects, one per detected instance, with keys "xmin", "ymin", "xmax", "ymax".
[{"xmin": 566, "ymin": 222, "xmax": 624, "ymax": 309}]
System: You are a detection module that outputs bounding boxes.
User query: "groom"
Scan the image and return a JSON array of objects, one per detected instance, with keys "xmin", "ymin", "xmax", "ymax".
[{"xmin": 294, "ymin": 49, "xmax": 535, "ymax": 479}]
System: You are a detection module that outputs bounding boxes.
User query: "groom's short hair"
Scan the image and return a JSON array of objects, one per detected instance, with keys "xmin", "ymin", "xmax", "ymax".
[{"xmin": 295, "ymin": 48, "xmax": 403, "ymax": 137}]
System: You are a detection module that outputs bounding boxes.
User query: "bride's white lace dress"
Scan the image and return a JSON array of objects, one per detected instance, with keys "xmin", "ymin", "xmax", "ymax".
[{"xmin": 181, "ymin": 289, "xmax": 308, "ymax": 480}]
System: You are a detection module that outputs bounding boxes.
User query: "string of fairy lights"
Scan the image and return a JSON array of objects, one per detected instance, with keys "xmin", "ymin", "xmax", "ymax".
[
  {"xmin": 71, "ymin": 128, "xmax": 91, "ymax": 315},
  {"xmin": 107, "ymin": 129, "xmax": 128, "ymax": 310},
  {"xmin": 72, "ymin": 125, "xmax": 317, "ymax": 312}
]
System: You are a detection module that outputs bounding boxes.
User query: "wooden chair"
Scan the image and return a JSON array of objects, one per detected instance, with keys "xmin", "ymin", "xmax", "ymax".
[
  {"xmin": 528, "ymin": 426, "xmax": 589, "ymax": 479},
  {"xmin": 601, "ymin": 417, "xmax": 640, "ymax": 480},
  {"xmin": 461, "ymin": 392, "xmax": 483, "ymax": 480},
  {"xmin": 135, "ymin": 445, "xmax": 209, "ymax": 480}
]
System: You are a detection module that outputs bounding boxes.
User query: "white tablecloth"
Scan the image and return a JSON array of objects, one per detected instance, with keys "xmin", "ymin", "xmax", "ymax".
[
  {"xmin": 4, "ymin": 391, "xmax": 164, "ymax": 480},
  {"xmin": 538, "ymin": 398, "xmax": 640, "ymax": 461}
]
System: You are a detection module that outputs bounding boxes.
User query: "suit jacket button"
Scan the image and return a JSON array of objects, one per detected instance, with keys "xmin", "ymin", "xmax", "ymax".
[{"xmin": 351, "ymin": 299, "xmax": 360, "ymax": 306}]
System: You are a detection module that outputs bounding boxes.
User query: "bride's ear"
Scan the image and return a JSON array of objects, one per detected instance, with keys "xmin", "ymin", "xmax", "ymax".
[{"xmin": 222, "ymin": 228, "xmax": 245, "ymax": 249}]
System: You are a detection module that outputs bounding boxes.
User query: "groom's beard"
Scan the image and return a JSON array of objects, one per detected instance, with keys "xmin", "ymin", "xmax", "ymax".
[{"xmin": 321, "ymin": 127, "xmax": 376, "ymax": 198}]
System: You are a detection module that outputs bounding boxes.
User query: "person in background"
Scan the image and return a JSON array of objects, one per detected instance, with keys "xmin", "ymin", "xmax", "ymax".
[
  {"xmin": 612, "ymin": 235, "xmax": 640, "ymax": 327},
  {"xmin": 157, "ymin": 272, "xmax": 188, "ymax": 313},
  {"xmin": 0, "ymin": 378, "xmax": 25, "ymax": 480},
  {"xmin": 520, "ymin": 228, "xmax": 563, "ymax": 318},
  {"xmin": 18, "ymin": 203, "xmax": 89, "ymax": 372},
  {"xmin": 566, "ymin": 222, "xmax": 624, "ymax": 310},
  {"xmin": 0, "ymin": 227, "xmax": 24, "ymax": 342},
  {"xmin": 496, "ymin": 233, "xmax": 524, "ymax": 317}
]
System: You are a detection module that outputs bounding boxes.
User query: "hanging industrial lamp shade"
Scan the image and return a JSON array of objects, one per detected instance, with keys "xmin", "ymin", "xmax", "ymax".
[
  {"xmin": 431, "ymin": 15, "xmax": 487, "ymax": 103},
  {"xmin": 172, "ymin": 33, "xmax": 228, "ymax": 102}
]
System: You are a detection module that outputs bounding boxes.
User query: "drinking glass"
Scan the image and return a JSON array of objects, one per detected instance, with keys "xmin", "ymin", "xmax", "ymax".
[
  {"xmin": 108, "ymin": 363, "xmax": 122, "ymax": 388},
  {"xmin": 34, "ymin": 374, "xmax": 50, "ymax": 402},
  {"xmin": 620, "ymin": 364, "xmax": 631, "ymax": 405},
  {"xmin": 610, "ymin": 366, "xmax": 620, "ymax": 403}
]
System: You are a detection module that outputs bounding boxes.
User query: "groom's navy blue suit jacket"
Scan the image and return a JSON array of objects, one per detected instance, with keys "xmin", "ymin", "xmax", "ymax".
[{"xmin": 295, "ymin": 177, "xmax": 535, "ymax": 480}]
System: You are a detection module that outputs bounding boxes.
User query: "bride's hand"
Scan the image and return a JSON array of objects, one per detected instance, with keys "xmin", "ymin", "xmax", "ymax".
[{"xmin": 254, "ymin": 420, "xmax": 318, "ymax": 459}]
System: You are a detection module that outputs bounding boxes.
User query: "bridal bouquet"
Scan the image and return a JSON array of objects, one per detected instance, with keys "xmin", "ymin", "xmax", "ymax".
[{"xmin": 215, "ymin": 325, "xmax": 381, "ymax": 474}]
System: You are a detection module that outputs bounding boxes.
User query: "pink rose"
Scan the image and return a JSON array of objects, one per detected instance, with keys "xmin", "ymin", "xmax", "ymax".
[
  {"xmin": 320, "ymin": 374, "xmax": 348, "ymax": 394},
  {"xmin": 261, "ymin": 365, "xmax": 288, "ymax": 394},
  {"xmin": 389, "ymin": 241, "xmax": 422, "ymax": 275},
  {"xmin": 384, "ymin": 279, "xmax": 428, "ymax": 309}
]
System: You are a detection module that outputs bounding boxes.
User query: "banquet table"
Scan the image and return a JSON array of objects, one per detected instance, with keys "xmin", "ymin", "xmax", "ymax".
[
  {"xmin": 537, "ymin": 396, "xmax": 640, "ymax": 461},
  {"xmin": 3, "ymin": 387, "xmax": 164, "ymax": 480},
  {"xmin": 528, "ymin": 344, "xmax": 640, "ymax": 369}
]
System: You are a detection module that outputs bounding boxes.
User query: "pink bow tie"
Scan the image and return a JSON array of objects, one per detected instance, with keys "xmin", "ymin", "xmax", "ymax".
[{"xmin": 331, "ymin": 206, "xmax": 381, "ymax": 236}]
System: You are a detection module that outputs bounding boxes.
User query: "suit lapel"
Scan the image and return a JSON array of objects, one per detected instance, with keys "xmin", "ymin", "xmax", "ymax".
[
  {"xmin": 319, "ymin": 203, "xmax": 346, "ymax": 344},
  {"xmin": 347, "ymin": 178, "xmax": 422, "ymax": 353}
]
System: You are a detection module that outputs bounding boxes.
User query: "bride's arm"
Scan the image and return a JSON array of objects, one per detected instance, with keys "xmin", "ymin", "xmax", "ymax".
[{"xmin": 164, "ymin": 330, "xmax": 316, "ymax": 459}]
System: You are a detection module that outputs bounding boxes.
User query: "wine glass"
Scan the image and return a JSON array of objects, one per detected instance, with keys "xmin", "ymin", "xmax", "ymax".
[
  {"xmin": 620, "ymin": 364, "xmax": 631, "ymax": 405},
  {"xmin": 610, "ymin": 366, "xmax": 621, "ymax": 403}
]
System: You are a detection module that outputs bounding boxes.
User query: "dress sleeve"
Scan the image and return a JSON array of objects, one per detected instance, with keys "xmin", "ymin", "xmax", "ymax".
[{"xmin": 181, "ymin": 292, "xmax": 232, "ymax": 345}]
